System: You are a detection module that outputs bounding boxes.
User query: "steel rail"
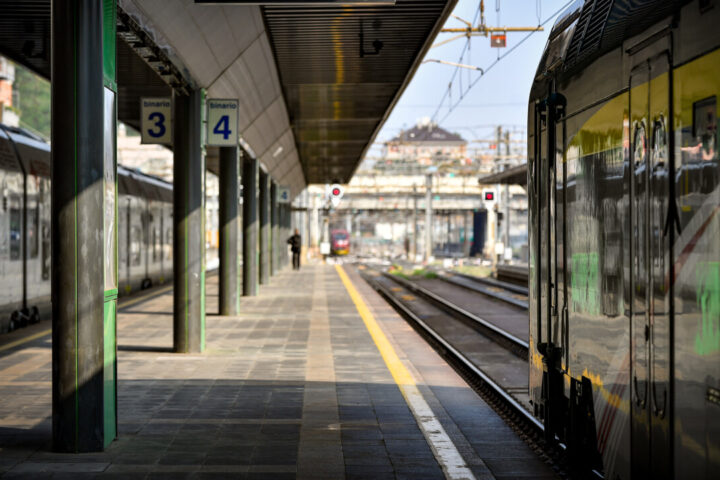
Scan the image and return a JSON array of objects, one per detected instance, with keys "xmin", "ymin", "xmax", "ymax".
[
  {"xmin": 381, "ymin": 271, "xmax": 529, "ymax": 351},
  {"xmin": 437, "ymin": 271, "xmax": 529, "ymax": 309},
  {"xmin": 365, "ymin": 273, "xmax": 543, "ymax": 434},
  {"xmin": 444, "ymin": 270, "xmax": 528, "ymax": 296}
]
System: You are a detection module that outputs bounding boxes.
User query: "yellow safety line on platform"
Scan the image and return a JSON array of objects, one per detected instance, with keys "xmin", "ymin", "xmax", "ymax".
[
  {"xmin": 0, "ymin": 284, "xmax": 174, "ymax": 353},
  {"xmin": 119, "ymin": 284, "xmax": 173, "ymax": 310},
  {"xmin": 335, "ymin": 265, "xmax": 414, "ymax": 387},
  {"xmin": 0, "ymin": 329, "xmax": 51, "ymax": 353},
  {"xmin": 335, "ymin": 265, "xmax": 476, "ymax": 480}
]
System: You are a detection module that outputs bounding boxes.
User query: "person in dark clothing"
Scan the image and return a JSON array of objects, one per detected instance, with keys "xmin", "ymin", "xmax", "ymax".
[{"xmin": 287, "ymin": 229, "xmax": 302, "ymax": 270}]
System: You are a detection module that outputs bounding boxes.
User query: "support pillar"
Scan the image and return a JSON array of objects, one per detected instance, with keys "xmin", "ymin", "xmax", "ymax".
[
  {"xmin": 173, "ymin": 90, "xmax": 205, "ymax": 353},
  {"xmin": 270, "ymin": 181, "xmax": 278, "ymax": 276},
  {"xmin": 463, "ymin": 211, "xmax": 470, "ymax": 257},
  {"xmin": 412, "ymin": 186, "xmax": 418, "ymax": 260},
  {"xmin": 219, "ymin": 146, "xmax": 239, "ymax": 315},
  {"xmin": 259, "ymin": 171, "xmax": 270, "ymax": 285},
  {"xmin": 243, "ymin": 157, "xmax": 258, "ymax": 295},
  {"xmin": 446, "ymin": 212, "xmax": 451, "ymax": 255},
  {"xmin": 286, "ymin": 204, "xmax": 292, "ymax": 266},
  {"xmin": 51, "ymin": 0, "xmax": 117, "ymax": 452},
  {"xmin": 279, "ymin": 204, "xmax": 285, "ymax": 267},
  {"xmin": 424, "ymin": 174, "xmax": 433, "ymax": 261},
  {"xmin": 281, "ymin": 204, "xmax": 288, "ymax": 267}
]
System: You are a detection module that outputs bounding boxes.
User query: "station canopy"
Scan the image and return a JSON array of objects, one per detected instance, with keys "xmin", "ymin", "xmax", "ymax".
[
  {"xmin": 0, "ymin": 0, "xmax": 455, "ymax": 198},
  {"xmin": 478, "ymin": 163, "xmax": 527, "ymax": 186}
]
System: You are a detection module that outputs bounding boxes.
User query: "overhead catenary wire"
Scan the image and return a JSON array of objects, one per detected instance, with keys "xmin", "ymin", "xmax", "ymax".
[
  {"xmin": 431, "ymin": 0, "xmax": 575, "ymax": 124},
  {"xmin": 433, "ymin": 2, "xmax": 484, "ymax": 113}
]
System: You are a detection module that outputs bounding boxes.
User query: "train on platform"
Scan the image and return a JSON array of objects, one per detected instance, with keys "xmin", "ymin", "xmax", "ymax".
[
  {"xmin": 330, "ymin": 229, "xmax": 350, "ymax": 255},
  {"xmin": 0, "ymin": 123, "xmax": 218, "ymax": 334},
  {"xmin": 528, "ymin": 0, "xmax": 719, "ymax": 478}
]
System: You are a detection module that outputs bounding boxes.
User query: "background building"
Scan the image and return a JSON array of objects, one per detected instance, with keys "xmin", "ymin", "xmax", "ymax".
[{"xmin": 0, "ymin": 56, "xmax": 18, "ymax": 127}]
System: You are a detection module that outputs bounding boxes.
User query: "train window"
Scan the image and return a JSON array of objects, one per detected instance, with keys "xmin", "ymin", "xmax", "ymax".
[
  {"xmin": 652, "ymin": 118, "xmax": 668, "ymax": 172},
  {"xmin": 130, "ymin": 226, "xmax": 142, "ymax": 266},
  {"xmin": 41, "ymin": 180, "xmax": 50, "ymax": 280},
  {"xmin": 152, "ymin": 228, "xmax": 158, "ymax": 262},
  {"xmin": 166, "ymin": 227, "xmax": 173, "ymax": 260},
  {"xmin": 28, "ymin": 197, "xmax": 39, "ymax": 259},
  {"xmin": 9, "ymin": 193, "xmax": 21, "ymax": 261},
  {"xmin": 634, "ymin": 124, "xmax": 647, "ymax": 167},
  {"xmin": 693, "ymin": 96, "xmax": 716, "ymax": 159},
  {"xmin": 42, "ymin": 223, "xmax": 50, "ymax": 280}
]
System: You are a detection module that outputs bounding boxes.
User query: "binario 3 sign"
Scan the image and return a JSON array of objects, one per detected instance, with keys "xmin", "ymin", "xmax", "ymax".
[
  {"xmin": 206, "ymin": 99, "xmax": 239, "ymax": 146},
  {"xmin": 141, "ymin": 97, "xmax": 172, "ymax": 144}
]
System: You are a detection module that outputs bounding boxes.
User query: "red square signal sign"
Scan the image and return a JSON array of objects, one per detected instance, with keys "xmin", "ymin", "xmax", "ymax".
[
  {"xmin": 484, "ymin": 191, "xmax": 494, "ymax": 201},
  {"xmin": 490, "ymin": 34, "xmax": 506, "ymax": 48}
]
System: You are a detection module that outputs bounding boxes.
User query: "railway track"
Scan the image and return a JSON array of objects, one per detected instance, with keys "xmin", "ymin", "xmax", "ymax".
[
  {"xmin": 358, "ymin": 264, "xmax": 577, "ymax": 478},
  {"xmin": 436, "ymin": 270, "xmax": 528, "ymax": 310},
  {"xmin": 496, "ymin": 264, "xmax": 530, "ymax": 286},
  {"xmin": 382, "ymin": 270, "xmax": 528, "ymax": 359}
]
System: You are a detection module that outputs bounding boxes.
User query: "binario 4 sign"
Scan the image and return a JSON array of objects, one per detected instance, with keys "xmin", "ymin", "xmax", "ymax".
[
  {"xmin": 206, "ymin": 99, "xmax": 239, "ymax": 146},
  {"xmin": 141, "ymin": 97, "xmax": 172, "ymax": 144}
]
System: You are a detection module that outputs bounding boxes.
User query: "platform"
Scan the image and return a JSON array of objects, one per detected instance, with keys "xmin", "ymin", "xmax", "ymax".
[{"xmin": 0, "ymin": 265, "xmax": 554, "ymax": 479}]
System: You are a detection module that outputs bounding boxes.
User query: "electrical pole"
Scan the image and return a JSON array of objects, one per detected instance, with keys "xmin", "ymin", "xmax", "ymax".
[
  {"xmin": 405, "ymin": 194, "xmax": 410, "ymax": 259},
  {"xmin": 425, "ymin": 173, "xmax": 432, "ymax": 262},
  {"xmin": 504, "ymin": 129, "xmax": 511, "ymax": 264},
  {"xmin": 412, "ymin": 185, "xmax": 418, "ymax": 261}
]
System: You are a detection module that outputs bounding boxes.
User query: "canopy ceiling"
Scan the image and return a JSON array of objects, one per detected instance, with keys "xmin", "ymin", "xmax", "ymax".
[{"xmin": 0, "ymin": 0, "xmax": 456, "ymax": 197}]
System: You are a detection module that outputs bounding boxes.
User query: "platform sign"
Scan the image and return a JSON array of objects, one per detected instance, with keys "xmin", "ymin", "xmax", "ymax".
[
  {"xmin": 277, "ymin": 186, "xmax": 291, "ymax": 203},
  {"xmin": 206, "ymin": 99, "xmax": 239, "ymax": 146},
  {"xmin": 140, "ymin": 97, "xmax": 172, "ymax": 144}
]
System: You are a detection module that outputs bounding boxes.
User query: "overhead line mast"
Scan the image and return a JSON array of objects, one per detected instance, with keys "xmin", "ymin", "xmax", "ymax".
[{"xmin": 433, "ymin": 0, "xmax": 544, "ymax": 49}]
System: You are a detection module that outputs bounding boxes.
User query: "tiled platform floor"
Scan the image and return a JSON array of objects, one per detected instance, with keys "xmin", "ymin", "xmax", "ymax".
[{"xmin": 0, "ymin": 264, "xmax": 554, "ymax": 479}]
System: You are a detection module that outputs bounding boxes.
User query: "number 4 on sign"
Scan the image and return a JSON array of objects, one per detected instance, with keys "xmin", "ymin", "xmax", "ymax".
[
  {"xmin": 206, "ymin": 99, "xmax": 238, "ymax": 146},
  {"xmin": 213, "ymin": 115, "xmax": 231, "ymax": 140}
]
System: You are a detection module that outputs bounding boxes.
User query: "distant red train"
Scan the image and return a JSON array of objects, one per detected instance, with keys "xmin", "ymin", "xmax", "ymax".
[{"xmin": 330, "ymin": 229, "xmax": 350, "ymax": 255}]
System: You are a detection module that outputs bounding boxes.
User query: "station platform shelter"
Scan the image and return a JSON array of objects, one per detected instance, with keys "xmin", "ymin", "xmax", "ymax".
[
  {"xmin": 0, "ymin": 264, "xmax": 554, "ymax": 479},
  {"xmin": 0, "ymin": 1, "xmax": 555, "ymax": 478},
  {"xmin": 0, "ymin": 0, "xmax": 461, "ymax": 456}
]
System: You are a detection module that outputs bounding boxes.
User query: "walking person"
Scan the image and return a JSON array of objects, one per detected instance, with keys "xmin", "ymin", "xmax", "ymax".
[{"xmin": 287, "ymin": 229, "xmax": 302, "ymax": 270}]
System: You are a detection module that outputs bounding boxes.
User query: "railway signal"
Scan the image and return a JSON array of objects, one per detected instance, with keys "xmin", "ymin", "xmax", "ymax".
[{"xmin": 328, "ymin": 183, "xmax": 344, "ymax": 207}]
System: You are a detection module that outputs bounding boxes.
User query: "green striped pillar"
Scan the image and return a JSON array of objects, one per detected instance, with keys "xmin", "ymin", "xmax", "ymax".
[
  {"xmin": 219, "ymin": 146, "xmax": 239, "ymax": 315},
  {"xmin": 259, "ymin": 170, "xmax": 270, "ymax": 285},
  {"xmin": 51, "ymin": 0, "xmax": 117, "ymax": 452},
  {"xmin": 270, "ymin": 181, "xmax": 278, "ymax": 276},
  {"xmin": 173, "ymin": 90, "xmax": 206, "ymax": 353},
  {"xmin": 242, "ymin": 156, "xmax": 258, "ymax": 296}
]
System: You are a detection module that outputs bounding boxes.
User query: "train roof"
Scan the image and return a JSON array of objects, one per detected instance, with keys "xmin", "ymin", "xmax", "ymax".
[
  {"xmin": 0, "ymin": 123, "xmax": 173, "ymax": 202},
  {"xmin": 542, "ymin": 0, "xmax": 690, "ymax": 77},
  {"xmin": 117, "ymin": 165, "xmax": 173, "ymax": 203}
]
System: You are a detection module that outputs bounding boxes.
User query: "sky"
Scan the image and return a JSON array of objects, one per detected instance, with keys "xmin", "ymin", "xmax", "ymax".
[{"xmin": 366, "ymin": 0, "xmax": 573, "ymax": 158}]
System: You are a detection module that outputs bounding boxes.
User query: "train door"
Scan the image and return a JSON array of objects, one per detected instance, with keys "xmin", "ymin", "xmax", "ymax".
[
  {"xmin": 628, "ymin": 38, "xmax": 672, "ymax": 479},
  {"xmin": 532, "ymin": 89, "xmax": 567, "ymax": 443}
]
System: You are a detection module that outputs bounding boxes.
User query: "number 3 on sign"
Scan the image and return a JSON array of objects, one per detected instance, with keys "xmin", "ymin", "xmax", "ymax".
[
  {"xmin": 148, "ymin": 112, "xmax": 166, "ymax": 138},
  {"xmin": 140, "ymin": 97, "xmax": 172, "ymax": 144},
  {"xmin": 207, "ymin": 99, "xmax": 239, "ymax": 146}
]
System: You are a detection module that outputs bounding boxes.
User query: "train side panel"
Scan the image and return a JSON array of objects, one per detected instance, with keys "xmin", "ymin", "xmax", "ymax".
[
  {"xmin": 529, "ymin": 2, "xmax": 720, "ymax": 476},
  {"xmin": 672, "ymin": 45, "xmax": 720, "ymax": 479}
]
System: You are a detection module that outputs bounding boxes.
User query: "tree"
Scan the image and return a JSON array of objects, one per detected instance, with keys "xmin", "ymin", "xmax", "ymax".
[{"xmin": 14, "ymin": 63, "xmax": 50, "ymax": 138}]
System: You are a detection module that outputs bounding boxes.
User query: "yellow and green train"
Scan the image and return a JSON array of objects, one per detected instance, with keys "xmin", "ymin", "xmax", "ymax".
[{"xmin": 528, "ymin": 0, "xmax": 719, "ymax": 478}]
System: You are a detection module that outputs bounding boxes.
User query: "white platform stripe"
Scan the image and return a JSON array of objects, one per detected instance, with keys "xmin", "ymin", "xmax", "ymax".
[{"xmin": 401, "ymin": 384, "xmax": 478, "ymax": 480}]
